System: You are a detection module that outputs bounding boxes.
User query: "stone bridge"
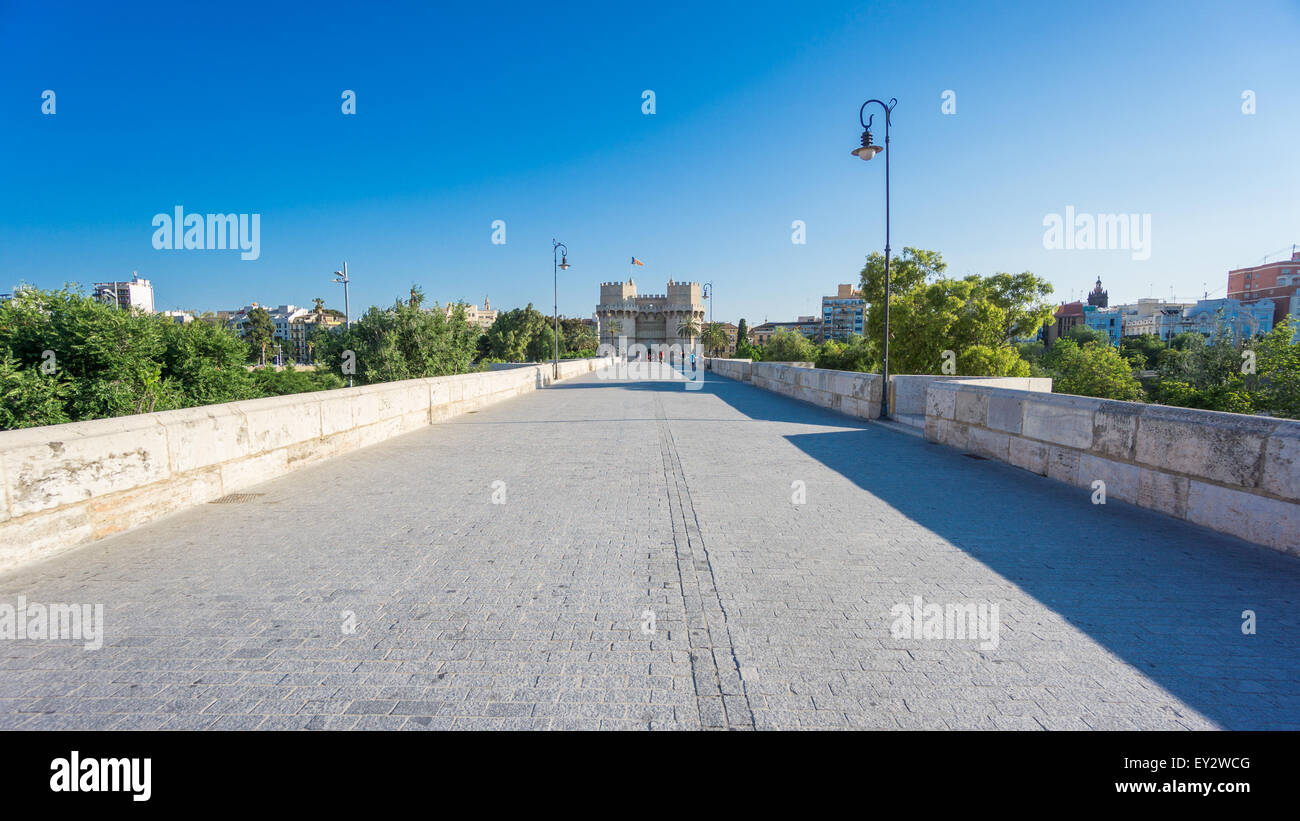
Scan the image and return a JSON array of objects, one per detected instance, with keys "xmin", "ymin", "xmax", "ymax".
[{"xmin": 0, "ymin": 362, "xmax": 1297, "ymax": 730}]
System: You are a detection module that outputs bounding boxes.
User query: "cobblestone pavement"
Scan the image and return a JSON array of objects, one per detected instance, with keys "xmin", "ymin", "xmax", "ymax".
[{"xmin": 2, "ymin": 368, "xmax": 1298, "ymax": 730}]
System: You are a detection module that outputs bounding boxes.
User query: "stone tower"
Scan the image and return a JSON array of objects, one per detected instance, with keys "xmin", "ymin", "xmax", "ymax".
[
  {"xmin": 595, "ymin": 278, "xmax": 704, "ymax": 351},
  {"xmin": 1088, "ymin": 277, "xmax": 1108, "ymax": 308}
]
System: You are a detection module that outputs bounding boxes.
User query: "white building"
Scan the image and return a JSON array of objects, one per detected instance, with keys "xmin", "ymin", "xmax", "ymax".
[
  {"xmin": 93, "ymin": 272, "xmax": 155, "ymax": 313},
  {"xmin": 442, "ymin": 297, "xmax": 498, "ymax": 330},
  {"xmin": 227, "ymin": 304, "xmax": 310, "ymax": 338},
  {"xmin": 1115, "ymin": 298, "xmax": 1194, "ymax": 339}
]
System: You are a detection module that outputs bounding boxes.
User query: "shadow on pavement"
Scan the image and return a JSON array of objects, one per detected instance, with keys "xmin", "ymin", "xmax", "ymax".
[{"xmin": 700, "ymin": 370, "xmax": 1300, "ymax": 729}]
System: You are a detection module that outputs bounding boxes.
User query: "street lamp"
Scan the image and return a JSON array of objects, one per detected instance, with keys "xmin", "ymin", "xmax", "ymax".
[
  {"xmin": 853, "ymin": 96, "xmax": 897, "ymax": 420},
  {"xmin": 552, "ymin": 240, "xmax": 570, "ymax": 380},
  {"xmin": 333, "ymin": 262, "xmax": 352, "ymax": 387},
  {"xmin": 332, "ymin": 263, "xmax": 351, "ymax": 330}
]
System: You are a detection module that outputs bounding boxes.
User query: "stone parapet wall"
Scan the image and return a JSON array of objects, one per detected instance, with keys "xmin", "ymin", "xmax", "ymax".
[
  {"xmin": 924, "ymin": 381, "xmax": 1300, "ymax": 554},
  {"xmin": 750, "ymin": 363, "xmax": 882, "ymax": 420},
  {"xmin": 0, "ymin": 357, "xmax": 612, "ymax": 572}
]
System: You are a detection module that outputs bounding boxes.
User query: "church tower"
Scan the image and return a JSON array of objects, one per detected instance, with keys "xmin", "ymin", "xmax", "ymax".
[{"xmin": 1087, "ymin": 276, "xmax": 1108, "ymax": 308}]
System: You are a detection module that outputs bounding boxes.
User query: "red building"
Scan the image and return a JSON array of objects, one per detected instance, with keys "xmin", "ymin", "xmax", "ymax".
[
  {"xmin": 1227, "ymin": 248, "xmax": 1300, "ymax": 326},
  {"xmin": 1044, "ymin": 301, "xmax": 1084, "ymax": 345}
]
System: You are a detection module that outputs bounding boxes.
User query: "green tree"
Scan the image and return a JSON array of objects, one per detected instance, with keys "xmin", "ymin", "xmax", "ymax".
[
  {"xmin": 483, "ymin": 304, "xmax": 549, "ymax": 363},
  {"xmin": 314, "ymin": 292, "xmax": 479, "ymax": 385},
  {"xmin": 243, "ymin": 306, "xmax": 275, "ymax": 364},
  {"xmin": 0, "ymin": 351, "xmax": 69, "ymax": 428},
  {"xmin": 958, "ymin": 344, "xmax": 1032, "ymax": 377},
  {"xmin": 815, "ymin": 334, "xmax": 876, "ymax": 372},
  {"xmin": 858, "ymin": 246, "xmax": 948, "ymax": 306},
  {"xmin": 1066, "ymin": 324, "xmax": 1111, "ymax": 347},
  {"xmin": 676, "ymin": 317, "xmax": 701, "ymax": 345},
  {"xmin": 159, "ymin": 316, "xmax": 260, "ymax": 407},
  {"xmin": 700, "ymin": 322, "xmax": 728, "ymax": 356},
  {"xmin": 763, "ymin": 328, "xmax": 818, "ymax": 362},
  {"xmin": 1044, "ymin": 339, "xmax": 1143, "ymax": 400},
  {"xmin": 1250, "ymin": 316, "xmax": 1300, "ymax": 418},
  {"xmin": 1148, "ymin": 318, "xmax": 1256, "ymax": 414},
  {"xmin": 560, "ymin": 317, "xmax": 597, "ymax": 355},
  {"xmin": 251, "ymin": 366, "xmax": 345, "ymax": 396},
  {"xmin": 0, "ymin": 287, "xmax": 274, "ymax": 427},
  {"xmin": 857, "ymin": 250, "xmax": 1051, "ymax": 376},
  {"xmin": 1119, "ymin": 334, "xmax": 1165, "ymax": 371},
  {"xmin": 603, "ymin": 316, "xmax": 623, "ymax": 345}
]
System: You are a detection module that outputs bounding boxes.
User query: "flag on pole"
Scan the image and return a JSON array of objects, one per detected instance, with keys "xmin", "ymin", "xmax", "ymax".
[{"xmin": 631, "ymin": 257, "xmax": 644, "ymax": 266}]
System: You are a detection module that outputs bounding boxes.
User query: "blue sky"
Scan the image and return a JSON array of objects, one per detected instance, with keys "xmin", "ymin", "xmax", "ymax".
[{"xmin": 2, "ymin": 0, "xmax": 1297, "ymax": 324}]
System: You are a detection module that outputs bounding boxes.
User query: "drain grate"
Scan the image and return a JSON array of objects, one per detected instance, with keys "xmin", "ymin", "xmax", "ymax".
[
  {"xmin": 210, "ymin": 493, "xmax": 264, "ymax": 504},
  {"xmin": 962, "ymin": 453, "xmax": 989, "ymax": 460}
]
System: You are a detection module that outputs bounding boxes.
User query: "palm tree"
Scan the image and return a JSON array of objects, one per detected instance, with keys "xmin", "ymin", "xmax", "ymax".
[
  {"xmin": 701, "ymin": 322, "xmax": 729, "ymax": 357},
  {"xmin": 604, "ymin": 317, "xmax": 623, "ymax": 346},
  {"xmin": 676, "ymin": 316, "xmax": 701, "ymax": 344},
  {"xmin": 312, "ymin": 297, "xmax": 325, "ymax": 318}
]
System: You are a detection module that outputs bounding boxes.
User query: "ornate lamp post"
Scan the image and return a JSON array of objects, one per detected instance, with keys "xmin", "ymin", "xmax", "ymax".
[
  {"xmin": 552, "ymin": 240, "xmax": 570, "ymax": 379},
  {"xmin": 853, "ymin": 97, "xmax": 897, "ymax": 419}
]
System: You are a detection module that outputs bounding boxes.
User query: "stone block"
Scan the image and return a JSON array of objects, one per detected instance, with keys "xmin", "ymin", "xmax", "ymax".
[
  {"xmin": 986, "ymin": 394, "xmax": 1024, "ymax": 434},
  {"xmin": 1187, "ymin": 480, "xmax": 1300, "ymax": 556},
  {"xmin": 968, "ymin": 427, "xmax": 1010, "ymax": 462},
  {"xmin": 1046, "ymin": 446, "xmax": 1081, "ymax": 485},
  {"xmin": 2, "ymin": 417, "xmax": 170, "ymax": 517},
  {"xmin": 1260, "ymin": 428, "xmax": 1300, "ymax": 502},
  {"xmin": 954, "ymin": 390, "xmax": 988, "ymax": 426},
  {"xmin": 1022, "ymin": 397, "xmax": 1096, "ymax": 449},
  {"xmin": 156, "ymin": 405, "xmax": 250, "ymax": 473},
  {"xmin": 926, "ymin": 385, "xmax": 957, "ymax": 420},
  {"xmin": 0, "ymin": 505, "xmax": 94, "ymax": 572},
  {"xmin": 1134, "ymin": 405, "xmax": 1271, "ymax": 489},
  {"xmin": 87, "ymin": 467, "xmax": 222, "ymax": 541},
  {"xmin": 1137, "ymin": 467, "xmax": 1189, "ymax": 519},
  {"xmin": 220, "ymin": 448, "xmax": 289, "ymax": 493},
  {"xmin": 1078, "ymin": 453, "xmax": 1139, "ymax": 503},
  {"xmin": 1091, "ymin": 401, "xmax": 1141, "ymax": 461},
  {"xmin": 235, "ymin": 396, "xmax": 322, "ymax": 452},
  {"xmin": 1008, "ymin": 437, "xmax": 1049, "ymax": 475}
]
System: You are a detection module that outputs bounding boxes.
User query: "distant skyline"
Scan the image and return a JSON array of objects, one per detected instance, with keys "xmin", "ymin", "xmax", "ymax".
[{"xmin": 2, "ymin": 0, "xmax": 1297, "ymax": 325}]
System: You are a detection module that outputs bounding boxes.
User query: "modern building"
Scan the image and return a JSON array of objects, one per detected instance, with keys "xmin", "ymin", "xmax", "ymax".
[
  {"xmin": 1082, "ymin": 305, "xmax": 1122, "ymax": 345},
  {"xmin": 93, "ymin": 272, "xmax": 155, "ymax": 313},
  {"xmin": 596, "ymin": 278, "xmax": 705, "ymax": 350},
  {"xmin": 1228, "ymin": 247, "xmax": 1300, "ymax": 327},
  {"xmin": 821, "ymin": 284, "xmax": 865, "ymax": 341},
  {"xmin": 160, "ymin": 310, "xmax": 194, "ymax": 324}
]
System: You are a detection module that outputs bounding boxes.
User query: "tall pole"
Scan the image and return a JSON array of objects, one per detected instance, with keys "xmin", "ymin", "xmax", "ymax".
[
  {"xmin": 856, "ymin": 97, "xmax": 897, "ymax": 420},
  {"xmin": 552, "ymin": 240, "xmax": 568, "ymax": 380},
  {"xmin": 554, "ymin": 245, "xmax": 559, "ymax": 380},
  {"xmin": 882, "ymin": 108, "xmax": 891, "ymax": 421},
  {"xmin": 334, "ymin": 262, "xmax": 353, "ymax": 387},
  {"xmin": 342, "ymin": 261, "xmax": 351, "ymax": 330}
]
